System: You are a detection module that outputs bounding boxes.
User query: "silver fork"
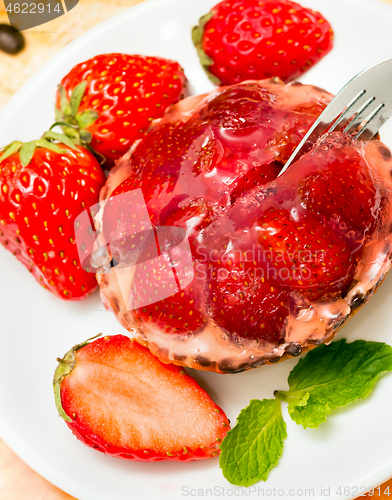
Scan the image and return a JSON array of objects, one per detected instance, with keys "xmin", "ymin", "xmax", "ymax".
[{"xmin": 278, "ymin": 57, "xmax": 392, "ymax": 176}]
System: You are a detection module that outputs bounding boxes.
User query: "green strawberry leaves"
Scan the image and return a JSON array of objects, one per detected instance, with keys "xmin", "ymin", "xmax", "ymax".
[
  {"xmin": 0, "ymin": 131, "xmax": 79, "ymax": 166},
  {"xmin": 0, "ymin": 140, "xmax": 23, "ymax": 163},
  {"xmin": 275, "ymin": 339, "xmax": 392, "ymax": 428},
  {"xmin": 55, "ymin": 83, "xmax": 98, "ymax": 144},
  {"xmin": 35, "ymin": 137, "xmax": 66, "ymax": 154},
  {"xmin": 76, "ymin": 110, "xmax": 99, "ymax": 130},
  {"xmin": 192, "ymin": 11, "xmax": 222, "ymax": 86},
  {"xmin": 219, "ymin": 339, "xmax": 392, "ymax": 487},
  {"xmin": 43, "ymin": 131, "xmax": 77, "ymax": 150},
  {"xmin": 58, "ymin": 84, "xmax": 70, "ymax": 116},
  {"xmin": 54, "ymin": 83, "xmax": 104, "ymax": 163},
  {"xmin": 219, "ymin": 399, "xmax": 286, "ymax": 486},
  {"xmin": 19, "ymin": 141, "xmax": 36, "ymax": 166},
  {"xmin": 191, "ymin": 12, "xmax": 214, "ymax": 47},
  {"xmin": 0, "ymin": 82, "xmax": 101, "ymax": 167},
  {"xmin": 69, "ymin": 81, "xmax": 87, "ymax": 117}
]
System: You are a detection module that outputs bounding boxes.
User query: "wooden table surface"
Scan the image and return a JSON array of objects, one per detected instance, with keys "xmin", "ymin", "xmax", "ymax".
[{"xmin": 1, "ymin": 0, "xmax": 392, "ymax": 498}]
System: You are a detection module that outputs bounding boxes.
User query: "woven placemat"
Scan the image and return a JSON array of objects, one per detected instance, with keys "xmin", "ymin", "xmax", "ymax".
[{"xmin": 0, "ymin": 0, "xmax": 144, "ymax": 111}]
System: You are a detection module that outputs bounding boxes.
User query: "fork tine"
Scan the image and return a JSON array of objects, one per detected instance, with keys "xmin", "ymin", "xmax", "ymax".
[
  {"xmin": 329, "ymin": 90, "xmax": 368, "ymax": 133},
  {"xmin": 355, "ymin": 103, "xmax": 386, "ymax": 140},
  {"xmin": 277, "ymin": 91, "xmax": 369, "ymax": 176},
  {"xmin": 278, "ymin": 57, "xmax": 392, "ymax": 178},
  {"xmin": 343, "ymin": 96, "xmax": 376, "ymax": 134}
]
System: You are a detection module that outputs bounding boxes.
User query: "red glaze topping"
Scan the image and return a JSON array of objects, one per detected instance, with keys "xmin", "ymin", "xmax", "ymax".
[{"xmin": 96, "ymin": 80, "xmax": 392, "ymax": 373}]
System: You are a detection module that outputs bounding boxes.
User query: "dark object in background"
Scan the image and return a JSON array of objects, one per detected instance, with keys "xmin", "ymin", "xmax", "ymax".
[
  {"xmin": 64, "ymin": 0, "xmax": 79, "ymax": 9},
  {"xmin": 5, "ymin": 0, "xmax": 65, "ymax": 32},
  {"xmin": 0, "ymin": 24, "xmax": 25, "ymax": 55}
]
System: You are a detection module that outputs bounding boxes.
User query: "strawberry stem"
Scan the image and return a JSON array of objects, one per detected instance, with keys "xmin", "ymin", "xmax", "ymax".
[
  {"xmin": 53, "ymin": 334, "xmax": 102, "ymax": 422},
  {"xmin": 52, "ymin": 84, "xmax": 107, "ymax": 164}
]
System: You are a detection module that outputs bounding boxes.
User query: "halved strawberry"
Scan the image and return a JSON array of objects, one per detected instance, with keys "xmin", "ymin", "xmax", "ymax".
[{"xmin": 53, "ymin": 334, "xmax": 230, "ymax": 461}]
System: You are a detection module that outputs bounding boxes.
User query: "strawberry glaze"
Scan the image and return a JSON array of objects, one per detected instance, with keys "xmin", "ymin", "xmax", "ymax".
[{"xmin": 96, "ymin": 80, "xmax": 392, "ymax": 373}]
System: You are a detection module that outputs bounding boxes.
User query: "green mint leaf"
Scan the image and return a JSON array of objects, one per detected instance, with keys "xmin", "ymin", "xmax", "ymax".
[
  {"xmin": 19, "ymin": 142, "xmax": 36, "ymax": 166},
  {"xmin": 276, "ymin": 389, "xmax": 309, "ymax": 407},
  {"xmin": 288, "ymin": 396, "xmax": 331, "ymax": 429},
  {"xmin": 0, "ymin": 141, "xmax": 23, "ymax": 163},
  {"xmin": 69, "ymin": 81, "xmax": 87, "ymax": 117},
  {"xmin": 275, "ymin": 339, "xmax": 392, "ymax": 429},
  {"xmin": 219, "ymin": 399, "xmax": 286, "ymax": 486}
]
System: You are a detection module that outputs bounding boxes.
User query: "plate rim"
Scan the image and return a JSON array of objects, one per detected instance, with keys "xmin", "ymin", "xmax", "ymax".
[{"xmin": 1, "ymin": 0, "xmax": 392, "ymax": 498}]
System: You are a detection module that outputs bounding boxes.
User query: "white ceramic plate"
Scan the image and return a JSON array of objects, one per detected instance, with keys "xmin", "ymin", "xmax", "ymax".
[{"xmin": 1, "ymin": 0, "xmax": 392, "ymax": 499}]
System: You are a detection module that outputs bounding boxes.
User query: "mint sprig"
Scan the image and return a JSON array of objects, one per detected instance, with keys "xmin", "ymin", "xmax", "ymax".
[
  {"xmin": 219, "ymin": 339, "xmax": 392, "ymax": 486},
  {"xmin": 219, "ymin": 399, "xmax": 286, "ymax": 487},
  {"xmin": 275, "ymin": 339, "xmax": 392, "ymax": 428}
]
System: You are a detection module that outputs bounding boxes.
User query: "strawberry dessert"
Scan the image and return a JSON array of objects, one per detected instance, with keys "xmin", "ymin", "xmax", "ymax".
[{"xmin": 95, "ymin": 78, "xmax": 392, "ymax": 373}]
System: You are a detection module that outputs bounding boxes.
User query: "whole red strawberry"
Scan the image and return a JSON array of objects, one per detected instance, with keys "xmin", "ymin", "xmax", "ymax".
[
  {"xmin": 55, "ymin": 53, "xmax": 188, "ymax": 168},
  {"xmin": 54, "ymin": 334, "xmax": 230, "ymax": 461},
  {"xmin": 0, "ymin": 133, "xmax": 105, "ymax": 300},
  {"xmin": 192, "ymin": 0, "xmax": 334, "ymax": 85}
]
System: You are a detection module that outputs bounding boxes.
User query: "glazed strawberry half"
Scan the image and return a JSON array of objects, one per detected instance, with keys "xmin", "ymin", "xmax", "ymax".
[
  {"xmin": 53, "ymin": 334, "xmax": 230, "ymax": 461},
  {"xmin": 0, "ymin": 132, "xmax": 105, "ymax": 300},
  {"xmin": 192, "ymin": 0, "xmax": 334, "ymax": 85},
  {"xmin": 96, "ymin": 79, "xmax": 392, "ymax": 374},
  {"xmin": 55, "ymin": 53, "xmax": 188, "ymax": 168}
]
